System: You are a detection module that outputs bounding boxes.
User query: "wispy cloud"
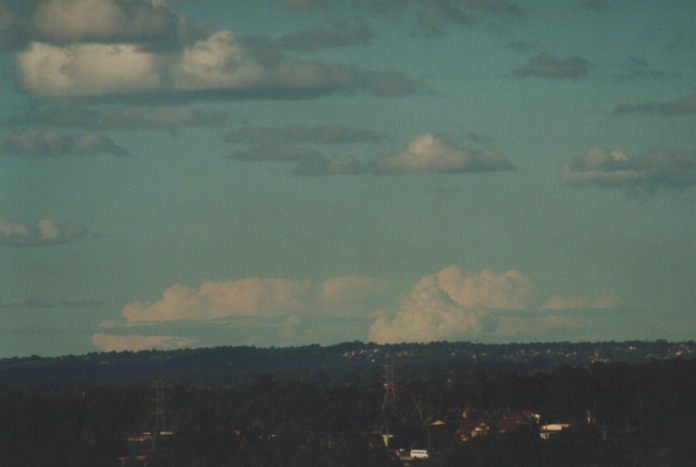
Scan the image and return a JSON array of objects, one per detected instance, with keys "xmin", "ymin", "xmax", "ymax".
[
  {"xmin": 512, "ymin": 53, "xmax": 589, "ymax": 79},
  {"xmin": 614, "ymin": 94, "xmax": 696, "ymax": 116},
  {"xmin": 279, "ymin": 18, "xmax": 373, "ymax": 51},
  {"xmin": 614, "ymin": 56, "xmax": 671, "ymax": 82},
  {"xmin": 0, "ymin": 128, "xmax": 127, "ymax": 157},
  {"xmin": 225, "ymin": 123, "xmax": 383, "ymax": 144},
  {"xmin": 226, "ymin": 144, "xmax": 323, "ymax": 162},
  {"xmin": 560, "ymin": 145, "xmax": 696, "ymax": 191},
  {"xmin": 12, "ymin": 105, "xmax": 230, "ymax": 131},
  {"xmin": 0, "ymin": 219, "xmax": 86, "ymax": 247}
]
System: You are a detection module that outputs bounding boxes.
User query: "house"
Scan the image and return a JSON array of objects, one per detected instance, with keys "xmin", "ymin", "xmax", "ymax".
[{"xmin": 540, "ymin": 423, "xmax": 572, "ymax": 440}]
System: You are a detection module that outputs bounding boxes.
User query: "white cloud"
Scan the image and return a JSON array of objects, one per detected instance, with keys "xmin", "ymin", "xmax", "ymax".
[
  {"xmin": 435, "ymin": 266, "xmax": 534, "ymax": 310},
  {"xmin": 374, "ymin": 133, "xmax": 514, "ymax": 174},
  {"xmin": 18, "ymin": 41, "xmax": 161, "ymax": 98},
  {"xmin": 17, "ymin": 28, "xmax": 421, "ymax": 99},
  {"xmin": 0, "ymin": 218, "xmax": 86, "ymax": 247},
  {"xmin": 117, "ymin": 274, "xmax": 392, "ymax": 326},
  {"xmin": 368, "ymin": 266, "xmax": 533, "ymax": 343},
  {"xmin": 368, "ymin": 265, "xmax": 619, "ymax": 343},
  {"xmin": 91, "ymin": 332, "xmax": 193, "ymax": 352},
  {"xmin": 29, "ymin": 0, "xmax": 178, "ymax": 44},
  {"xmin": 121, "ymin": 278, "xmax": 312, "ymax": 324}
]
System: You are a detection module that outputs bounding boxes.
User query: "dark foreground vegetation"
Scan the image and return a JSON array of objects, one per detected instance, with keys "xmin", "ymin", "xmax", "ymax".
[{"xmin": 1, "ymin": 341, "xmax": 696, "ymax": 466}]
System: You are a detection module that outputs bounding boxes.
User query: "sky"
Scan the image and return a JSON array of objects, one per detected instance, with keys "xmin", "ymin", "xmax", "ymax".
[{"xmin": 1, "ymin": 0, "xmax": 695, "ymax": 357}]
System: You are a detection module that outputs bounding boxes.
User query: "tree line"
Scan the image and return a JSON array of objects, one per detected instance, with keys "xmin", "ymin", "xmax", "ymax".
[{"xmin": 2, "ymin": 357, "xmax": 696, "ymax": 466}]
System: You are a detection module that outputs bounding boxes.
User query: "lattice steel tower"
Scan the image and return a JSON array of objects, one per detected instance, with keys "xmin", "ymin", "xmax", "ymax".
[{"xmin": 381, "ymin": 356, "xmax": 398, "ymax": 418}]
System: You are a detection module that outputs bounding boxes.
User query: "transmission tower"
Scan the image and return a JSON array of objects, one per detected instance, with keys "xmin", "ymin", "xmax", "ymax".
[
  {"xmin": 381, "ymin": 356, "xmax": 398, "ymax": 418},
  {"xmin": 151, "ymin": 380, "xmax": 167, "ymax": 454}
]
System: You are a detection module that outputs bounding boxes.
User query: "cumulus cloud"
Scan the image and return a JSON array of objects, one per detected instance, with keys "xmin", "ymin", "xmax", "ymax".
[
  {"xmin": 17, "ymin": 27, "xmax": 422, "ymax": 100},
  {"xmin": 369, "ymin": 266, "xmax": 532, "ymax": 343},
  {"xmin": 373, "ymin": 133, "xmax": 515, "ymax": 174},
  {"xmin": 28, "ymin": 0, "xmax": 179, "ymax": 45},
  {"xmin": 614, "ymin": 94, "xmax": 696, "ymax": 116},
  {"xmin": 120, "ymin": 278, "xmax": 312, "ymax": 324},
  {"xmin": 225, "ymin": 123, "xmax": 383, "ymax": 144},
  {"xmin": 368, "ymin": 265, "xmax": 619, "ymax": 343},
  {"xmin": 560, "ymin": 145, "xmax": 696, "ymax": 191},
  {"xmin": 92, "ymin": 332, "xmax": 193, "ymax": 352},
  {"xmin": 226, "ymin": 132, "xmax": 514, "ymax": 176},
  {"xmin": 512, "ymin": 53, "xmax": 589, "ymax": 79},
  {"xmin": 0, "ymin": 218, "xmax": 86, "ymax": 247},
  {"xmin": 0, "ymin": 128, "xmax": 127, "ymax": 157},
  {"xmin": 279, "ymin": 18, "xmax": 373, "ymax": 50},
  {"xmin": 114, "ymin": 274, "xmax": 392, "ymax": 325},
  {"xmin": 14, "ymin": 105, "xmax": 229, "ymax": 131}
]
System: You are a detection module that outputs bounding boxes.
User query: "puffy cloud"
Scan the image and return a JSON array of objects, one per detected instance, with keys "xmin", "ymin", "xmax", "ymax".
[
  {"xmin": 91, "ymin": 332, "xmax": 193, "ymax": 352},
  {"xmin": 0, "ymin": 218, "xmax": 86, "ymax": 247},
  {"xmin": 17, "ymin": 41, "xmax": 161, "ymax": 98},
  {"xmin": 373, "ymin": 133, "xmax": 515, "ymax": 174},
  {"xmin": 121, "ymin": 278, "xmax": 312, "ymax": 324},
  {"xmin": 512, "ymin": 53, "xmax": 589, "ymax": 79},
  {"xmin": 614, "ymin": 94, "xmax": 696, "ymax": 116},
  {"xmin": 29, "ymin": 0, "xmax": 179, "ymax": 44},
  {"xmin": 279, "ymin": 18, "xmax": 373, "ymax": 50},
  {"xmin": 368, "ymin": 266, "xmax": 534, "ymax": 343},
  {"xmin": 435, "ymin": 266, "xmax": 535, "ymax": 310},
  {"xmin": 560, "ymin": 145, "xmax": 696, "ymax": 191},
  {"xmin": 0, "ymin": 128, "xmax": 127, "ymax": 157},
  {"xmin": 226, "ymin": 132, "xmax": 514, "ymax": 176},
  {"xmin": 225, "ymin": 123, "xmax": 383, "ymax": 144},
  {"xmin": 15, "ymin": 105, "xmax": 229, "ymax": 131},
  {"xmin": 17, "ymin": 29, "xmax": 422, "ymax": 99}
]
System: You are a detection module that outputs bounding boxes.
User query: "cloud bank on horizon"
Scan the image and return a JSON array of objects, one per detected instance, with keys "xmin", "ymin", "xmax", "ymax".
[
  {"xmin": 93, "ymin": 266, "xmax": 616, "ymax": 352},
  {"xmin": 1, "ymin": 0, "xmax": 695, "ymax": 356}
]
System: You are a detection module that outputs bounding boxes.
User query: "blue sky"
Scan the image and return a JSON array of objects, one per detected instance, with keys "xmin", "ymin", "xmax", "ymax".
[{"xmin": 1, "ymin": 0, "xmax": 695, "ymax": 357}]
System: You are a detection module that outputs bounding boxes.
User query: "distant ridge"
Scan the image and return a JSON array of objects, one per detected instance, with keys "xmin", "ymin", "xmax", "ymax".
[{"xmin": 1, "ymin": 339, "xmax": 693, "ymax": 388}]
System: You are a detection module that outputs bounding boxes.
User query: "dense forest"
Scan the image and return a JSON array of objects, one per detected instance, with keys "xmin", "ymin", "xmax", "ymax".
[{"xmin": 2, "ymin": 341, "xmax": 696, "ymax": 466}]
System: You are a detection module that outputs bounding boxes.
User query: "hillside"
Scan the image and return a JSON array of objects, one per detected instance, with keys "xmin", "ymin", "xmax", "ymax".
[{"xmin": 1, "ymin": 339, "xmax": 693, "ymax": 387}]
